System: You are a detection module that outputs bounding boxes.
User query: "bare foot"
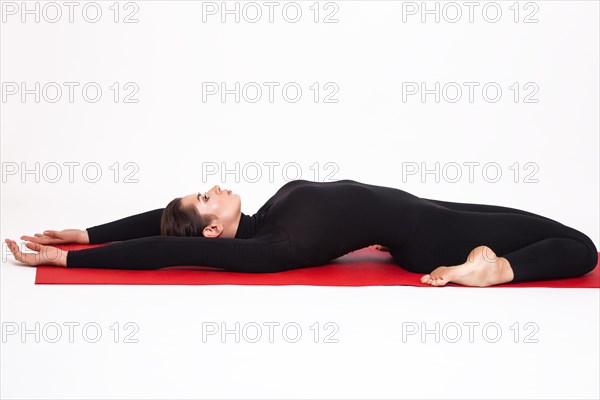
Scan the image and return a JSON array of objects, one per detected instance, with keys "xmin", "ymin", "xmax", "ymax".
[{"xmin": 420, "ymin": 245, "xmax": 514, "ymax": 287}]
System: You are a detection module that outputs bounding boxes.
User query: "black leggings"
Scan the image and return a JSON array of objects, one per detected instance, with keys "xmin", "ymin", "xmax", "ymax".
[{"xmin": 389, "ymin": 198, "xmax": 598, "ymax": 282}]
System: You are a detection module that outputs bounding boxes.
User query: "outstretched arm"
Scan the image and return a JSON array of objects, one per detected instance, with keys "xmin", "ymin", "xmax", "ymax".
[
  {"xmin": 85, "ymin": 208, "xmax": 165, "ymax": 244},
  {"xmin": 66, "ymin": 233, "xmax": 293, "ymax": 273},
  {"xmin": 20, "ymin": 208, "xmax": 166, "ymax": 246}
]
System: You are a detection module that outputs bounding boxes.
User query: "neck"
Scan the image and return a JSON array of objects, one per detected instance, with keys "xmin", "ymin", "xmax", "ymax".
[
  {"xmin": 226, "ymin": 212, "xmax": 242, "ymax": 238},
  {"xmin": 233, "ymin": 212, "xmax": 260, "ymax": 239}
]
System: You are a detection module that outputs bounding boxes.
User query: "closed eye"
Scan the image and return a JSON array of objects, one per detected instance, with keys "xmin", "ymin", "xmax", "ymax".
[{"xmin": 197, "ymin": 192, "xmax": 209, "ymax": 202}]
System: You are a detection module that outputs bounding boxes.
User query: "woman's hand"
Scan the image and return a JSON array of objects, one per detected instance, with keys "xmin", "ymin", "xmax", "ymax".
[
  {"xmin": 20, "ymin": 229, "xmax": 89, "ymax": 245},
  {"xmin": 4, "ymin": 239, "xmax": 68, "ymax": 267}
]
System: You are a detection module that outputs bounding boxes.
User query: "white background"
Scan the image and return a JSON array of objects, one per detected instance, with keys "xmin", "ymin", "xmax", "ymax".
[{"xmin": 1, "ymin": 1, "xmax": 599, "ymax": 399}]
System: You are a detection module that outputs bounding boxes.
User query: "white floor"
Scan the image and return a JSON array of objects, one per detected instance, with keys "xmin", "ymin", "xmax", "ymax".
[{"xmin": 1, "ymin": 229, "xmax": 598, "ymax": 399}]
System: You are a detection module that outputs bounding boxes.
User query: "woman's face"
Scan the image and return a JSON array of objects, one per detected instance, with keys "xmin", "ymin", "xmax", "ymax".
[{"xmin": 181, "ymin": 184, "xmax": 241, "ymax": 225}]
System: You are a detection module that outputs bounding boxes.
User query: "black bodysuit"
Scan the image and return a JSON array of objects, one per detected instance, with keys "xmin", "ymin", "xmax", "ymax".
[{"xmin": 67, "ymin": 179, "xmax": 598, "ymax": 282}]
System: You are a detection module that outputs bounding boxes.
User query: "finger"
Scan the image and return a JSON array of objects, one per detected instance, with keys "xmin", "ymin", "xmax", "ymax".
[
  {"xmin": 5, "ymin": 240, "xmax": 16, "ymax": 256},
  {"xmin": 25, "ymin": 242, "xmax": 42, "ymax": 251},
  {"xmin": 6, "ymin": 239, "xmax": 19, "ymax": 251},
  {"xmin": 34, "ymin": 233, "xmax": 43, "ymax": 237},
  {"xmin": 44, "ymin": 230, "xmax": 57, "ymax": 237},
  {"xmin": 6, "ymin": 240, "xmax": 25, "ymax": 263},
  {"xmin": 4, "ymin": 239, "xmax": 12, "ymax": 251},
  {"xmin": 21, "ymin": 235, "xmax": 41, "ymax": 241},
  {"xmin": 20, "ymin": 235, "xmax": 48, "ymax": 244}
]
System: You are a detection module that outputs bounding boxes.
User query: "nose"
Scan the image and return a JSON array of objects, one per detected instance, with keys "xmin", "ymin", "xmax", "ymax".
[{"xmin": 214, "ymin": 185, "xmax": 221, "ymax": 194}]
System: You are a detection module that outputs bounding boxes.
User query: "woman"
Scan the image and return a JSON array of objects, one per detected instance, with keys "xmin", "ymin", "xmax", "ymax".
[{"xmin": 5, "ymin": 179, "xmax": 598, "ymax": 287}]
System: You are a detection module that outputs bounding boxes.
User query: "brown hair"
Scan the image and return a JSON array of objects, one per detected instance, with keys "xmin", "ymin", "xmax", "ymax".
[{"xmin": 160, "ymin": 197, "xmax": 216, "ymax": 237}]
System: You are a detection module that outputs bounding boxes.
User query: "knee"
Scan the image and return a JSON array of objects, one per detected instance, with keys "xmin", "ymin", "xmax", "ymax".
[
  {"xmin": 578, "ymin": 234, "xmax": 598, "ymax": 273},
  {"xmin": 582, "ymin": 243, "xmax": 598, "ymax": 274},
  {"xmin": 573, "ymin": 237, "xmax": 598, "ymax": 276},
  {"xmin": 564, "ymin": 228, "xmax": 598, "ymax": 274}
]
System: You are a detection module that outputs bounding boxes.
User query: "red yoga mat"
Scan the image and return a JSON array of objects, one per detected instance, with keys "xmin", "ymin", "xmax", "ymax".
[{"xmin": 34, "ymin": 244, "xmax": 600, "ymax": 288}]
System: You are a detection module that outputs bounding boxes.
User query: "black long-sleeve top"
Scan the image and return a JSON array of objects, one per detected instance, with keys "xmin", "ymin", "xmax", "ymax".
[{"xmin": 66, "ymin": 179, "xmax": 423, "ymax": 272}]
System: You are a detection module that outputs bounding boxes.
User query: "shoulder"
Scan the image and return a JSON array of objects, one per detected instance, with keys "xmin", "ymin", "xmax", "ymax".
[{"xmin": 280, "ymin": 179, "xmax": 312, "ymax": 189}]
